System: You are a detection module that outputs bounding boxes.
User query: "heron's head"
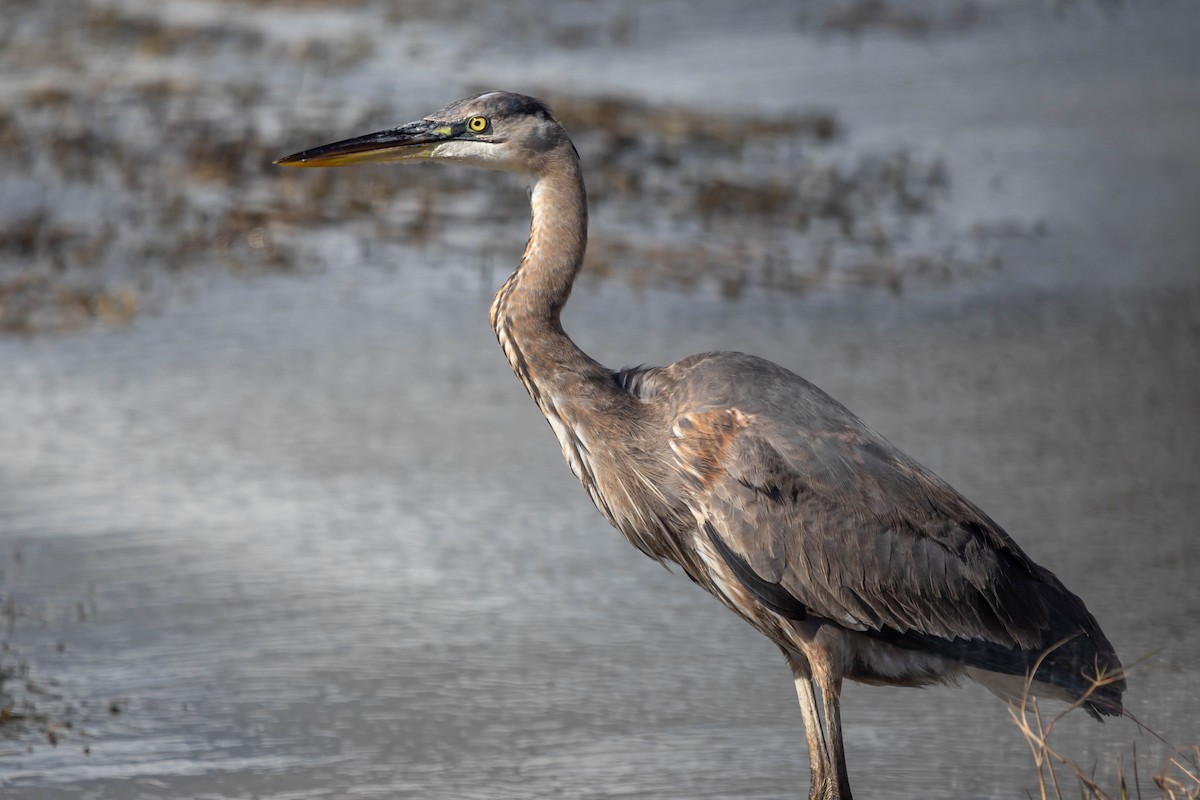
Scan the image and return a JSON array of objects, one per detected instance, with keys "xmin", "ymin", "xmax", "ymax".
[{"xmin": 275, "ymin": 91, "xmax": 573, "ymax": 177}]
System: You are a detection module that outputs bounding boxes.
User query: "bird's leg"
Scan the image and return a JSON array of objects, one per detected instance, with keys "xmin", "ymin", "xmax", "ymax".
[
  {"xmin": 793, "ymin": 671, "xmax": 831, "ymax": 798},
  {"xmin": 790, "ymin": 638, "xmax": 854, "ymax": 800},
  {"xmin": 814, "ymin": 671, "xmax": 853, "ymax": 800},
  {"xmin": 785, "ymin": 649, "xmax": 840, "ymax": 799}
]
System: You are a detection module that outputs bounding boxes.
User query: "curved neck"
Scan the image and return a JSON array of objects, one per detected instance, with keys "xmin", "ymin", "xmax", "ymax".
[
  {"xmin": 486, "ymin": 149, "xmax": 675, "ymax": 553},
  {"xmin": 489, "ymin": 153, "xmax": 605, "ymax": 401}
]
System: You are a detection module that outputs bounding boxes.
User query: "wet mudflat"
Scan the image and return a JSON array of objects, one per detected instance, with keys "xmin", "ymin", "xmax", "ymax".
[{"xmin": 2, "ymin": 1, "xmax": 1199, "ymax": 798}]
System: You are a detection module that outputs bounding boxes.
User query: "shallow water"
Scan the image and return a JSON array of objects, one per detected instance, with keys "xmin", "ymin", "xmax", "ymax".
[
  {"xmin": 2, "ymin": 2, "xmax": 1199, "ymax": 799},
  {"xmin": 3, "ymin": 260, "xmax": 1199, "ymax": 799}
]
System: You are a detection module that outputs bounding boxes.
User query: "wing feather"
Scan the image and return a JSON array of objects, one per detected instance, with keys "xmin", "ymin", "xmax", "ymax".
[{"xmin": 660, "ymin": 352, "xmax": 1123, "ymax": 708}]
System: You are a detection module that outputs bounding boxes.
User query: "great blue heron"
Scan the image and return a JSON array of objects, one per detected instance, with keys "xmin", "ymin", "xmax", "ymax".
[{"xmin": 276, "ymin": 91, "xmax": 1124, "ymax": 800}]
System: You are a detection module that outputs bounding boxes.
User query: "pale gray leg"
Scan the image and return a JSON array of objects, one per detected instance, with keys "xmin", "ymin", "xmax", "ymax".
[
  {"xmin": 814, "ymin": 674, "xmax": 853, "ymax": 799},
  {"xmin": 788, "ymin": 637, "xmax": 855, "ymax": 800},
  {"xmin": 793, "ymin": 671, "xmax": 831, "ymax": 799}
]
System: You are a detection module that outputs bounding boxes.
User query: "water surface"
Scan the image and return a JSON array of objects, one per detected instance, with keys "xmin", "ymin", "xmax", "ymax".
[{"xmin": 2, "ymin": 3, "xmax": 1199, "ymax": 798}]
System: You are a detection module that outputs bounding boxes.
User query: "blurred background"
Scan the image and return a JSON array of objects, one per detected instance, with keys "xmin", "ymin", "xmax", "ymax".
[{"xmin": 1, "ymin": 0, "xmax": 1198, "ymax": 798}]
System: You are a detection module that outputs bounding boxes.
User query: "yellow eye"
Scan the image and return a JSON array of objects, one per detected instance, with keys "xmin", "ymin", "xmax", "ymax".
[{"xmin": 467, "ymin": 116, "xmax": 489, "ymax": 133}]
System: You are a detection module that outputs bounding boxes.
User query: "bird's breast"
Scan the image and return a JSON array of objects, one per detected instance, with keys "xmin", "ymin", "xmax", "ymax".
[
  {"xmin": 540, "ymin": 400, "xmax": 693, "ymax": 565},
  {"xmin": 540, "ymin": 401, "xmax": 596, "ymax": 488}
]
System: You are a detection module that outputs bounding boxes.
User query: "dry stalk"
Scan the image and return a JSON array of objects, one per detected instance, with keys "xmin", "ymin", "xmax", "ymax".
[{"xmin": 1009, "ymin": 645, "xmax": 1198, "ymax": 800}]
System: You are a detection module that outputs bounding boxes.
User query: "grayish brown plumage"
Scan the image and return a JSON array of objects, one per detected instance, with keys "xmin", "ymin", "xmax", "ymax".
[{"xmin": 277, "ymin": 91, "xmax": 1125, "ymax": 800}]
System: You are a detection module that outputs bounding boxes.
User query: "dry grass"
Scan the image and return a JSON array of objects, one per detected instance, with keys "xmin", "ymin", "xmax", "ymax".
[{"xmin": 1010, "ymin": 647, "xmax": 1199, "ymax": 800}]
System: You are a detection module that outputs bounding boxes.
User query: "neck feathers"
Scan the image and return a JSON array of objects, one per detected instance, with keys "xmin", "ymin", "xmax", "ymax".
[
  {"xmin": 485, "ymin": 146, "xmax": 681, "ymax": 560},
  {"xmin": 491, "ymin": 153, "xmax": 587, "ymax": 326},
  {"xmin": 489, "ymin": 149, "xmax": 598, "ymax": 397}
]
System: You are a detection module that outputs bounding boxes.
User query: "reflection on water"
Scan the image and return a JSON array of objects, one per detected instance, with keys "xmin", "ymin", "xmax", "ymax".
[{"xmin": 2, "ymin": 2, "xmax": 1199, "ymax": 799}]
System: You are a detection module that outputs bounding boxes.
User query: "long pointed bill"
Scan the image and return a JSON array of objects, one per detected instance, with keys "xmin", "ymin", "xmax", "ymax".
[{"xmin": 274, "ymin": 119, "xmax": 455, "ymax": 168}]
